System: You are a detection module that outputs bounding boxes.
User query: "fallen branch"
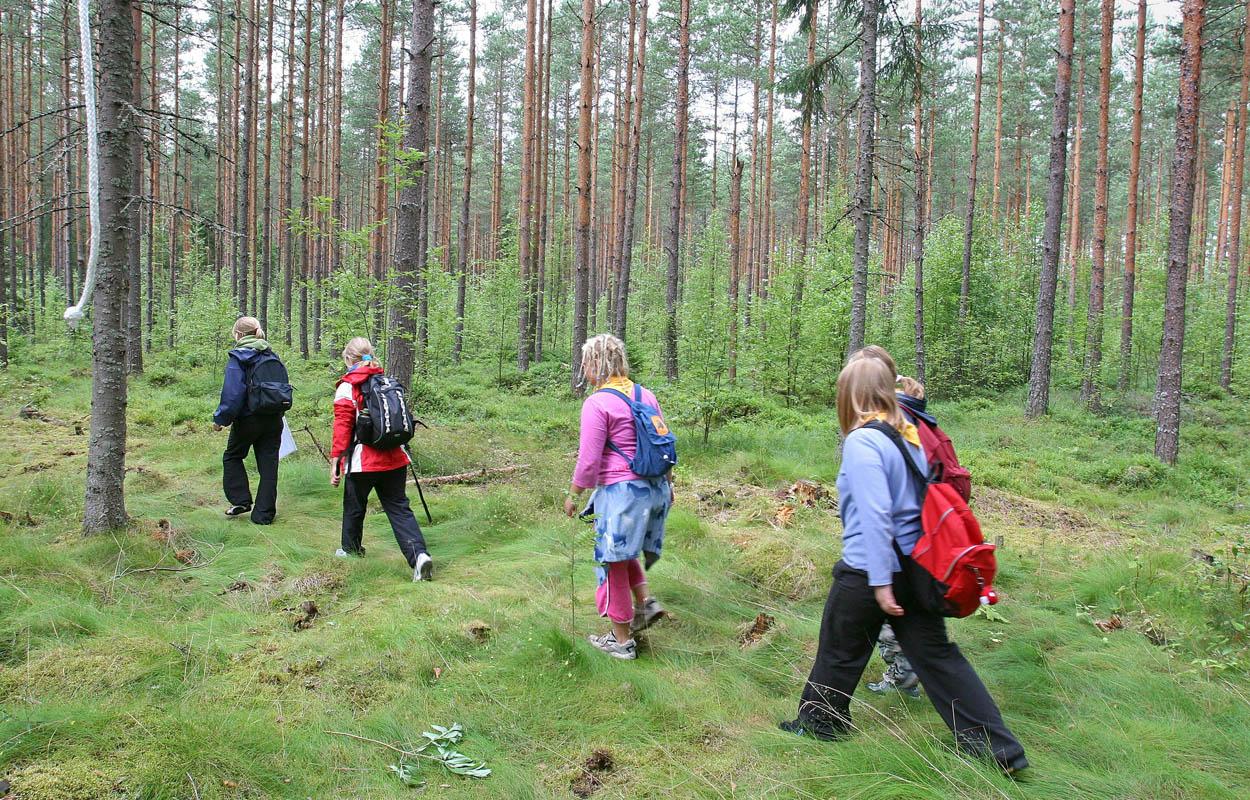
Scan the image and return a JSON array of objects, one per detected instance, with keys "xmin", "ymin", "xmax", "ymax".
[
  {"xmin": 112, "ymin": 552, "xmax": 222, "ymax": 579},
  {"xmin": 301, "ymin": 426, "xmax": 330, "ymax": 463},
  {"xmin": 411, "ymin": 465, "xmax": 530, "ymax": 487},
  {"xmin": 324, "ymin": 730, "xmax": 422, "ymax": 760}
]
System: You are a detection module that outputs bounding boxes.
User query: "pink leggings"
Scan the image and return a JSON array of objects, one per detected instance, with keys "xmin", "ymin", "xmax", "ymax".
[{"xmin": 596, "ymin": 559, "xmax": 646, "ymax": 624}]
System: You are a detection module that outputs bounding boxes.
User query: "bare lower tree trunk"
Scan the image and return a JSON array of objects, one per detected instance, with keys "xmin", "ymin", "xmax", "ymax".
[
  {"xmin": 516, "ymin": 0, "xmax": 539, "ymax": 370},
  {"xmin": 912, "ymin": 0, "xmax": 926, "ymax": 383},
  {"xmin": 1080, "ymin": 0, "xmax": 1113, "ymax": 409},
  {"xmin": 729, "ymin": 158, "xmax": 743, "ymax": 382},
  {"xmin": 664, "ymin": 0, "xmax": 690, "ymax": 380},
  {"xmin": 1221, "ymin": 0, "xmax": 1250, "ymax": 390},
  {"xmin": 847, "ymin": 0, "xmax": 878, "ymax": 356},
  {"xmin": 1025, "ymin": 0, "xmax": 1076, "ymax": 419},
  {"xmin": 571, "ymin": 0, "xmax": 595, "ymax": 394},
  {"xmin": 1154, "ymin": 0, "xmax": 1206, "ymax": 465},
  {"xmin": 1119, "ymin": 0, "xmax": 1146, "ymax": 392},
  {"xmin": 613, "ymin": 0, "xmax": 649, "ymax": 340},
  {"xmin": 125, "ymin": 4, "xmax": 142, "ymax": 374},
  {"xmin": 85, "ymin": 0, "xmax": 138, "ymax": 533},
  {"xmin": 958, "ymin": 0, "xmax": 986, "ymax": 329},
  {"xmin": 454, "ymin": 0, "xmax": 476, "ymax": 364},
  {"xmin": 388, "ymin": 0, "xmax": 434, "ymax": 388}
]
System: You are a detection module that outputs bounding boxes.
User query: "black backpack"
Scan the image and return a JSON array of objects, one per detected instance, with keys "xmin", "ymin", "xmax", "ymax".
[
  {"xmin": 353, "ymin": 374, "xmax": 414, "ymax": 449},
  {"xmin": 244, "ymin": 352, "xmax": 294, "ymax": 416}
]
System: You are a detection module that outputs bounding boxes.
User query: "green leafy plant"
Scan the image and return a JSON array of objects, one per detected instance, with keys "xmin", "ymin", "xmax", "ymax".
[{"xmin": 384, "ymin": 723, "xmax": 491, "ymax": 787}]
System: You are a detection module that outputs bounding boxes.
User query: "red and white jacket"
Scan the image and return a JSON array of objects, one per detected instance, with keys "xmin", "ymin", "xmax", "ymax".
[{"xmin": 331, "ymin": 365, "xmax": 411, "ymax": 473}]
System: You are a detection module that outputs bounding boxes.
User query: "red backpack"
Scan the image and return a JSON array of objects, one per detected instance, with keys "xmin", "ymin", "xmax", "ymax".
[
  {"xmin": 911, "ymin": 417, "xmax": 972, "ymax": 503},
  {"xmin": 865, "ymin": 421, "xmax": 998, "ymax": 618}
]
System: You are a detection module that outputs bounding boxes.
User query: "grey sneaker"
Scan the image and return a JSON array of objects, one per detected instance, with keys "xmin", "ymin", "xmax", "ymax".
[
  {"xmin": 630, "ymin": 597, "xmax": 666, "ymax": 634},
  {"xmin": 588, "ymin": 631, "xmax": 637, "ymax": 660},
  {"xmin": 413, "ymin": 552, "xmax": 433, "ymax": 582},
  {"xmin": 868, "ymin": 662, "xmax": 921, "ymax": 698}
]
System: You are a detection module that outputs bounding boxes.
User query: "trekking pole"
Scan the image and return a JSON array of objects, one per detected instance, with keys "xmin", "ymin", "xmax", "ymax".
[{"xmin": 405, "ymin": 452, "xmax": 433, "ymax": 525}]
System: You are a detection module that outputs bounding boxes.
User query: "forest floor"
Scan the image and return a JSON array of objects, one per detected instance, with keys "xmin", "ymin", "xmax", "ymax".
[{"xmin": 2, "ymin": 340, "xmax": 1250, "ymax": 799}]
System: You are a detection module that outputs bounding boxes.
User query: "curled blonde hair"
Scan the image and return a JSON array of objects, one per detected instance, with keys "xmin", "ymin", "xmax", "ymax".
[
  {"xmin": 342, "ymin": 336, "xmax": 375, "ymax": 366},
  {"xmin": 232, "ymin": 316, "xmax": 264, "ymax": 341},
  {"xmin": 897, "ymin": 375, "xmax": 925, "ymax": 400},
  {"xmin": 580, "ymin": 333, "xmax": 630, "ymax": 387},
  {"xmin": 836, "ymin": 355, "xmax": 906, "ymax": 436},
  {"xmin": 848, "ymin": 344, "xmax": 898, "ymax": 379}
]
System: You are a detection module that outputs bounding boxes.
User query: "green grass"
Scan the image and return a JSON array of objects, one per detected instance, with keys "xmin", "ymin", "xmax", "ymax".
[{"xmin": 2, "ymin": 343, "xmax": 1250, "ymax": 798}]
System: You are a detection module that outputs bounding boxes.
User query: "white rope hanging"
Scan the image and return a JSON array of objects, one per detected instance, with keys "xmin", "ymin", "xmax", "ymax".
[{"xmin": 64, "ymin": 0, "xmax": 101, "ymax": 326}]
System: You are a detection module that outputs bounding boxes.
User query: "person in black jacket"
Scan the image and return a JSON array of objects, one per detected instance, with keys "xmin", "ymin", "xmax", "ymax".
[{"xmin": 212, "ymin": 317, "xmax": 287, "ymax": 524}]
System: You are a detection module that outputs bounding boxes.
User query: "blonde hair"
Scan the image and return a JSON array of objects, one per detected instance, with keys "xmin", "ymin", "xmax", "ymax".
[
  {"xmin": 580, "ymin": 333, "xmax": 630, "ymax": 387},
  {"xmin": 836, "ymin": 355, "xmax": 906, "ymax": 436},
  {"xmin": 897, "ymin": 376, "xmax": 925, "ymax": 400},
  {"xmin": 342, "ymin": 336, "xmax": 375, "ymax": 366},
  {"xmin": 848, "ymin": 344, "xmax": 898, "ymax": 379},
  {"xmin": 232, "ymin": 316, "xmax": 264, "ymax": 340}
]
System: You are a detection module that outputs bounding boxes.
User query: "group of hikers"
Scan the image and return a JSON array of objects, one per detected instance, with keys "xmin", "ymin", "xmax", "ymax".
[{"xmin": 211, "ymin": 318, "xmax": 1028, "ymax": 776}]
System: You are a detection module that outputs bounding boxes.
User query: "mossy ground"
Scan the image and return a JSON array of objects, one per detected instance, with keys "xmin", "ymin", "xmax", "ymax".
[{"xmin": 2, "ymin": 338, "xmax": 1249, "ymax": 798}]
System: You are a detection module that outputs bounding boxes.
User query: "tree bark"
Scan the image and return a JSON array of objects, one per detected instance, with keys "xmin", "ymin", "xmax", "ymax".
[
  {"xmin": 991, "ymin": 18, "xmax": 1004, "ymax": 225},
  {"xmin": 958, "ymin": 0, "xmax": 986, "ymax": 328},
  {"xmin": 85, "ymin": 0, "xmax": 138, "ymax": 532},
  {"xmin": 848, "ymin": 0, "xmax": 878, "ymax": 356},
  {"xmin": 912, "ymin": 0, "xmax": 926, "ymax": 384},
  {"xmin": 1118, "ymin": 0, "xmax": 1147, "ymax": 392},
  {"xmin": 613, "ymin": 0, "xmax": 649, "ymax": 340},
  {"xmin": 1221, "ymin": 0, "xmax": 1250, "ymax": 390},
  {"xmin": 664, "ymin": 0, "xmax": 690, "ymax": 380},
  {"xmin": 1080, "ymin": 0, "xmax": 1113, "ymax": 409},
  {"xmin": 729, "ymin": 157, "xmax": 743, "ymax": 382},
  {"xmin": 454, "ymin": 0, "xmax": 476, "ymax": 364},
  {"xmin": 1154, "ymin": 0, "xmax": 1206, "ymax": 465},
  {"xmin": 1024, "ymin": 0, "xmax": 1076, "ymax": 419},
  {"xmin": 388, "ymin": 0, "xmax": 434, "ymax": 388},
  {"xmin": 516, "ymin": 0, "xmax": 539, "ymax": 370},
  {"xmin": 571, "ymin": 0, "xmax": 595, "ymax": 394}
]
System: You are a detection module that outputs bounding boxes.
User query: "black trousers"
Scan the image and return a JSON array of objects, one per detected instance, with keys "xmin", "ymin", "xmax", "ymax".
[
  {"xmin": 341, "ymin": 466, "xmax": 428, "ymax": 568},
  {"xmin": 797, "ymin": 560, "xmax": 1027, "ymax": 767},
  {"xmin": 222, "ymin": 414, "xmax": 283, "ymax": 524}
]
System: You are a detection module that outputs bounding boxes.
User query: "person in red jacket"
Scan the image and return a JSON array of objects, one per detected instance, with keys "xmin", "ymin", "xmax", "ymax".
[{"xmin": 330, "ymin": 337, "xmax": 433, "ymax": 581}]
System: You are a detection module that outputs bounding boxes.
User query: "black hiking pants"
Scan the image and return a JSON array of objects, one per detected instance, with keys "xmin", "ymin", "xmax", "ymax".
[
  {"xmin": 796, "ymin": 560, "xmax": 1027, "ymax": 769},
  {"xmin": 341, "ymin": 466, "xmax": 428, "ymax": 568},
  {"xmin": 223, "ymin": 413, "xmax": 283, "ymax": 524}
]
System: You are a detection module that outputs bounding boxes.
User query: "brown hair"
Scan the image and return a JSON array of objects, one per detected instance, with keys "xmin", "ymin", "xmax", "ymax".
[
  {"xmin": 232, "ymin": 316, "xmax": 264, "ymax": 341},
  {"xmin": 836, "ymin": 355, "xmax": 906, "ymax": 436},
  {"xmin": 848, "ymin": 345, "xmax": 898, "ymax": 379},
  {"xmin": 897, "ymin": 376, "xmax": 925, "ymax": 400}
]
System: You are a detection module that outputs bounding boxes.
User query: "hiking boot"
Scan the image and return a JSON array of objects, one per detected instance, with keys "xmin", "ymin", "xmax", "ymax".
[
  {"xmin": 778, "ymin": 718, "xmax": 844, "ymax": 741},
  {"xmin": 868, "ymin": 660, "xmax": 921, "ymax": 698},
  {"xmin": 630, "ymin": 597, "xmax": 666, "ymax": 634},
  {"xmin": 413, "ymin": 552, "xmax": 434, "ymax": 582},
  {"xmin": 225, "ymin": 504, "xmax": 252, "ymax": 517},
  {"xmin": 587, "ymin": 631, "xmax": 637, "ymax": 660},
  {"xmin": 867, "ymin": 677, "xmax": 922, "ymax": 698}
]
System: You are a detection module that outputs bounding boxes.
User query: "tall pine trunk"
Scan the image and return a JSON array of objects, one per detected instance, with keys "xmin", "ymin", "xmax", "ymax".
[
  {"xmin": 912, "ymin": 0, "xmax": 926, "ymax": 383},
  {"xmin": 847, "ymin": 0, "xmax": 878, "ymax": 356},
  {"xmin": 1154, "ymin": 0, "xmax": 1206, "ymax": 465},
  {"xmin": 1080, "ymin": 0, "xmax": 1113, "ymax": 409},
  {"xmin": 958, "ymin": 0, "xmax": 986, "ymax": 329},
  {"xmin": 85, "ymin": 0, "xmax": 138, "ymax": 532},
  {"xmin": 1024, "ymin": 0, "xmax": 1076, "ymax": 418},
  {"xmin": 571, "ymin": 0, "xmax": 595, "ymax": 393},
  {"xmin": 1221, "ymin": 0, "xmax": 1250, "ymax": 389},
  {"xmin": 454, "ymin": 0, "xmax": 476, "ymax": 363},
  {"xmin": 1118, "ymin": 0, "xmax": 1146, "ymax": 392},
  {"xmin": 664, "ymin": 0, "xmax": 690, "ymax": 380}
]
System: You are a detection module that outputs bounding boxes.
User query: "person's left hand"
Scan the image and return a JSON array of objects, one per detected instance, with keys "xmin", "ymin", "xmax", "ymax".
[
  {"xmin": 212, "ymin": 423, "xmax": 223, "ymax": 432},
  {"xmin": 563, "ymin": 494, "xmax": 579, "ymax": 518}
]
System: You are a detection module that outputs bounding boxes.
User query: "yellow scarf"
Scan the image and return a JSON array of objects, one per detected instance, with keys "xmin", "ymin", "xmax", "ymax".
[
  {"xmin": 865, "ymin": 412, "xmax": 921, "ymax": 448},
  {"xmin": 598, "ymin": 376, "xmax": 635, "ymax": 396}
]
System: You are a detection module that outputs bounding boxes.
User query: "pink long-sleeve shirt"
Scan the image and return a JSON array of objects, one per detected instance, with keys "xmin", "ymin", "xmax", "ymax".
[{"xmin": 572, "ymin": 382, "xmax": 664, "ymax": 489}]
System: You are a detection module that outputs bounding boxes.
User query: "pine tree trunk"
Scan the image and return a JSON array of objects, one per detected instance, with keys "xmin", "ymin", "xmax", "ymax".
[
  {"xmin": 260, "ymin": 0, "xmax": 276, "ymax": 332},
  {"xmin": 298, "ymin": 0, "xmax": 313, "ymax": 357},
  {"xmin": 1024, "ymin": 0, "xmax": 1076, "ymax": 419},
  {"xmin": 85, "ymin": 0, "xmax": 139, "ymax": 533},
  {"xmin": 571, "ymin": 0, "xmax": 595, "ymax": 394},
  {"xmin": 613, "ymin": 0, "xmax": 649, "ymax": 340},
  {"xmin": 1155, "ymin": 0, "xmax": 1206, "ymax": 464},
  {"xmin": 958, "ymin": 0, "xmax": 986, "ymax": 328},
  {"xmin": 847, "ymin": 0, "xmax": 878, "ymax": 356},
  {"xmin": 388, "ymin": 0, "xmax": 434, "ymax": 388},
  {"xmin": 912, "ymin": 0, "xmax": 926, "ymax": 384},
  {"xmin": 1215, "ymin": 106, "xmax": 1234, "ymax": 275},
  {"xmin": 991, "ymin": 20, "xmax": 1004, "ymax": 225},
  {"xmin": 371, "ymin": 0, "xmax": 392, "ymax": 279},
  {"xmin": 664, "ymin": 0, "xmax": 690, "ymax": 380},
  {"xmin": 1118, "ymin": 0, "xmax": 1147, "ymax": 393},
  {"xmin": 126, "ymin": 2, "xmax": 143, "ymax": 374},
  {"xmin": 454, "ymin": 0, "xmax": 476, "ymax": 364},
  {"xmin": 1080, "ymin": 0, "xmax": 1113, "ymax": 409},
  {"xmin": 729, "ymin": 157, "xmax": 743, "ymax": 382},
  {"xmin": 1221, "ymin": 0, "xmax": 1250, "ymax": 389},
  {"xmin": 1066, "ymin": 59, "xmax": 1086, "ymax": 358},
  {"xmin": 789, "ymin": 0, "xmax": 818, "ymax": 386},
  {"xmin": 516, "ymin": 0, "xmax": 538, "ymax": 369},
  {"xmin": 760, "ymin": 0, "xmax": 778, "ymax": 300}
]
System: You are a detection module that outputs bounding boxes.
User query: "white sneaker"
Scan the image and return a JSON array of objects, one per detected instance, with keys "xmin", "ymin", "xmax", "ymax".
[
  {"xmin": 334, "ymin": 549, "xmax": 349, "ymax": 558},
  {"xmin": 413, "ymin": 552, "xmax": 434, "ymax": 582},
  {"xmin": 588, "ymin": 631, "xmax": 637, "ymax": 660}
]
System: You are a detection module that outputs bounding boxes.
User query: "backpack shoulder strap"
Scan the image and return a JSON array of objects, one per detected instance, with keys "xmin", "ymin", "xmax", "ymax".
[
  {"xmin": 594, "ymin": 387, "xmax": 634, "ymax": 461},
  {"xmin": 862, "ymin": 420, "xmax": 928, "ymax": 500}
]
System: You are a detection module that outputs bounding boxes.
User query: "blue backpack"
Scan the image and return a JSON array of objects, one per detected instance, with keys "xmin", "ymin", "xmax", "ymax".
[{"xmin": 597, "ymin": 384, "xmax": 678, "ymax": 477}]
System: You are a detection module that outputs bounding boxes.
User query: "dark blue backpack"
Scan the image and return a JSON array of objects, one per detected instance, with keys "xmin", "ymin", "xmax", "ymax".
[{"xmin": 598, "ymin": 384, "xmax": 677, "ymax": 477}]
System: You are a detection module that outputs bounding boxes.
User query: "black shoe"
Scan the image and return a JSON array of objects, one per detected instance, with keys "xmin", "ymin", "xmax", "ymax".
[
  {"xmin": 225, "ymin": 504, "xmax": 252, "ymax": 517},
  {"xmin": 999, "ymin": 754, "xmax": 1030, "ymax": 777},
  {"xmin": 778, "ymin": 718, "xmax": 842, "ymax": 741}
]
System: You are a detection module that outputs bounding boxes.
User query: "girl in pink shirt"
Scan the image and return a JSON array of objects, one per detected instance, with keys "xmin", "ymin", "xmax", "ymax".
[{"xmin": 563, "ymin": 334, "xmax": 673, "ymax": 660}]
